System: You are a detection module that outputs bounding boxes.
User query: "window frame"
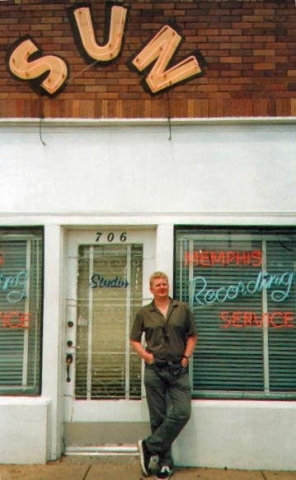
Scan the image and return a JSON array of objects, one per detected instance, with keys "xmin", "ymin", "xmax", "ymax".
[
  {"xmin": 0, "ymin": 227, "xmax": 44, "ymax": 396},
  {"xmin": 174, "ymin": 226, "xmax": 296, "ymax": 400}
]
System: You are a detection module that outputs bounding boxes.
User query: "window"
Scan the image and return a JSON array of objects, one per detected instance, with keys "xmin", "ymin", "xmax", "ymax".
[
  {"xmin": 0, "ymin": 228, "xmax": 43, "ymax": 395},
  {"xmin": 175, "ymin": 227, "xmax": 296, "ymax": 400},
  {"xmin": 75, "ymin": 243, "xmax": 143, "ymax": 400}
]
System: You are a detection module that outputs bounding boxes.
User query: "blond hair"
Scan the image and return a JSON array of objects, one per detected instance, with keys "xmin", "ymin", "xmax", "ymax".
[{"xmin": 149, "ymin": 271, "xmax": 169, "ymax": 286}]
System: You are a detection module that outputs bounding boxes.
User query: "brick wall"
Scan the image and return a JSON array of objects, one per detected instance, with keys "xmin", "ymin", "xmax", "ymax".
[{"xmin": 0, "ymin": 0, "xmax": 295, "ymax": 119}]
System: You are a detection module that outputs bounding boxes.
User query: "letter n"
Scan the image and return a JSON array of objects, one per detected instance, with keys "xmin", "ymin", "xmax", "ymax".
[
  {"xmin": 130, "ymin": 25, "xmax": 205, "ymax": 94},
  {"xmin": 7, "ymin": 35, "xmax": 69, "ymax": 96},
  {"xmin": 68, "ymin": 2, "xmax": 128, "ymax": 63}
]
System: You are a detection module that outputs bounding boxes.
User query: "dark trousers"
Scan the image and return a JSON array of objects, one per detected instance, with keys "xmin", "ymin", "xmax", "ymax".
[{"xmin": 144, "ymin": 362, "xmax": 192, "ymax": 468}]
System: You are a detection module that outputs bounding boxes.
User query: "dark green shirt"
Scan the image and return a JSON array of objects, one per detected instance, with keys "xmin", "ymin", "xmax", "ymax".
[{"xmin": 130, "ymin": 299, "xmax": 197, "ymax": 362}]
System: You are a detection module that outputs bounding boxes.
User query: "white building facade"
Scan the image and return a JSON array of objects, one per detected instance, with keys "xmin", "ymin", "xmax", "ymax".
[{"xmin": 0, "ymin": 117, "xmax": 296, "ymax": 470}]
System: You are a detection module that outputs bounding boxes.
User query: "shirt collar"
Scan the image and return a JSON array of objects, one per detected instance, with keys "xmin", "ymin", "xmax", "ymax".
[{"xmin": 149, "ymin": 297, "xmax": 178, "ymax": 311}]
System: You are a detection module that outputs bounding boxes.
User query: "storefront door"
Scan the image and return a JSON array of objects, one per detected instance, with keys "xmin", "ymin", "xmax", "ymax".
[{"xmin": 64, "ymin": 228, "xmax": 155, "ymax": 451}]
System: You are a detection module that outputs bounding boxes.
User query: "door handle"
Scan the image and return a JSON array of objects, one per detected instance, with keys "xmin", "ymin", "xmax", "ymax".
[{"xmin": 66, "ymin": 353, "xmax": 73, "ymax": 383}]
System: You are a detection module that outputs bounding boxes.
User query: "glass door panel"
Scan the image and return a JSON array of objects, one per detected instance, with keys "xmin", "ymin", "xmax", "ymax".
[{"xmin": 75, "ymin": 244, "xmax": 143, "ymax": 400}]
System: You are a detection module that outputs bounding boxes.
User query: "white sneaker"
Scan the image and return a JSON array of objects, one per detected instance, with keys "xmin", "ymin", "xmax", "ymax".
[{"xmin": 155, "ymin": 465, "xmax": 173, "ymax": 480}]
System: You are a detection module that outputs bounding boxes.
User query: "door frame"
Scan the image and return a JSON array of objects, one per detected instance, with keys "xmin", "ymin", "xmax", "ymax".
[{"xmin": 63, "ymin": 227, "xmax": 156, "ymax": 423}]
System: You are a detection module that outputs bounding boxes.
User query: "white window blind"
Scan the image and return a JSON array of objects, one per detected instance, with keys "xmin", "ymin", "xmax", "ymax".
[
  {"xmin": 0, "ymin": 229, "xmax": 43, "ymax": 395},
  {"xmin": 175, "ymin": 228, "xmax": 296, "ymax": 400}
]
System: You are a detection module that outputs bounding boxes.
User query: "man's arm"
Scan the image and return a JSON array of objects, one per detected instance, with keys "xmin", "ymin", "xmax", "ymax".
[
  {"xmin": 181, "ymin": 334, "xmax": 198, "ymax": 367},
  {"xmin": 184, "ymin": 334, "xmax": 198, "ymax": 358},
  {"xmin": 130, "ymin": 339, "xmax": 154, "ymax": 365}
]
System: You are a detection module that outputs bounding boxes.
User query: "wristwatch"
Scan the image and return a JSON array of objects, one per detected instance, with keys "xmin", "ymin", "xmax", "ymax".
[{"xmin": 182, "ymin": 355, "xmax": 190, "ymax": 360}]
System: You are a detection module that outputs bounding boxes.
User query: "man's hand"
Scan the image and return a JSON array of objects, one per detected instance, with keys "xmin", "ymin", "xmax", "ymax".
[
  {"xmin": 181, "ymin": 357, "xmax": 189, "ymax": 367},
  {"xmin": 145, "ymin": 352, "xmax": 155, "ymax": 365}
]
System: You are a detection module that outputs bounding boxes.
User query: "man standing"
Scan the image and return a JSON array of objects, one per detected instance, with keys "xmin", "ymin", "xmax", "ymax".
[{"xmin": 130, "ymin": 271, "xmax": 197, "ymax": 480}]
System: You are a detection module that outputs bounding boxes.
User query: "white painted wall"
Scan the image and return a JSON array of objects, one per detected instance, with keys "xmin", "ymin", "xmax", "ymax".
[
  {"xmin": 0, "ymin": 119, "xmax": 295, "ymax": 217},
  {"xmin": 174, "ymin": 400, "xmax": 296, "ymax": 471},
  {"xmin": 0, "ymin": 118, "xmax": 295, "ymax": 467},
  {"xmin": 0, "ymin": 397, "xmax": 49, "ymax": 464},
  {"xmin": 42, "ymin": 225, "xmax": 65, "ymax": 460}
]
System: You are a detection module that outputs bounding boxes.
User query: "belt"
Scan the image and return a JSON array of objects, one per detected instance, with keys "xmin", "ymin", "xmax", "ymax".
[{"xmin": 154, "ymin": 358, "xmax": 181, "ymax": 368}]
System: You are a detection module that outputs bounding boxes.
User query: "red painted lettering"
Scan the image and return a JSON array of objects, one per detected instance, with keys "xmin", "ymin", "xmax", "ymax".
[
  {"xmin": 226, "ymin": 251, "xmax": 236, "ymax": 266},
  {"xmin": 251, "ymin": 250, "xmax": 262, "ymax": 267},
  {"xmin": 232, "ymin": 311, "xmax": 244, "ymax": 328},
  {"xmin": 252, "ymin": 312, "xmax": 263, "ymax": 327},
  {"xmin": 220, "ymin": 311, "xmax": 295, "ymax": 329},
  {"xmin": 184, "ymin": 252, "xmax": 195, "ymax": 266},
  {"xmin": 185, "ymin": 250, "xmax": 262, "ymax": 267},
  {"xmin": 243, "ymin": 311, "xmax": 254, "ymax": 327},
  {"xmin": 0, "ymin": 311, "xmax": 31, "ymax": 329},
  {"xmin": 220, "ymin": 311, "xmax": 232, "ymax": 328},
  {"xmin": 210, "ymin": 251, "xmax": 225, "ymax": 266},
  {"xmin": 283, "ymin": 311, "xmax": 294, "ymax": 328},
  {"xmin": 200, "ymin": 251, "xmax": 211, "ymax": 266}
]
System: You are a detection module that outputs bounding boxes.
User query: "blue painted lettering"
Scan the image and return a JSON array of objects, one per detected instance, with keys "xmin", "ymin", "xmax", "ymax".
[
  {"xmin": 90, "ymin": 273, "xmax": 129, "ymax": 289},
  {"xmin": 0, "ymin": 270, "xmax": 29, "ymax": 303},
  {"xmin": 191, "ymin": 271, "xmax": 294, "ymax": 306}
]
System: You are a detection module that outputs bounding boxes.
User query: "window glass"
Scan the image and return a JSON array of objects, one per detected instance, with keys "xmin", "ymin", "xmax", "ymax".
[
  {"xmin": 75, "ymin": 244, "xmax": 142, "ymax": 400},
  {"xmin": 0, "ymin": 228, "xmax": 43, "ymax": 395},
  {"xmin": 175, "ymin": 228, "xmax": 296, "ymax": 399}
]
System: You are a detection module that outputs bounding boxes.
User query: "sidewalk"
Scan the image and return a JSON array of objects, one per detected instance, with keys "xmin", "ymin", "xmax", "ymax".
[{"xmin": 1, "ymin": 456, "xmax": 296, "ymax": 480}]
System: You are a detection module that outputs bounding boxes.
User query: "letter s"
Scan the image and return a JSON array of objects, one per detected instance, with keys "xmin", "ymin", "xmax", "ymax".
[
  {"xmin": 220, "ymin": 311, "xmax": 231, "ymax": 329},
  {"xmin": 252, "ymin": 250, "xmax": 263, "ymax": 267},
  {"xmin": 89, "ymin": 274, "xmax": 99, "ymax": 289},
  {"xmin": 7, "ymin": 35, "xmax": 69, "ymax": 96}
]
